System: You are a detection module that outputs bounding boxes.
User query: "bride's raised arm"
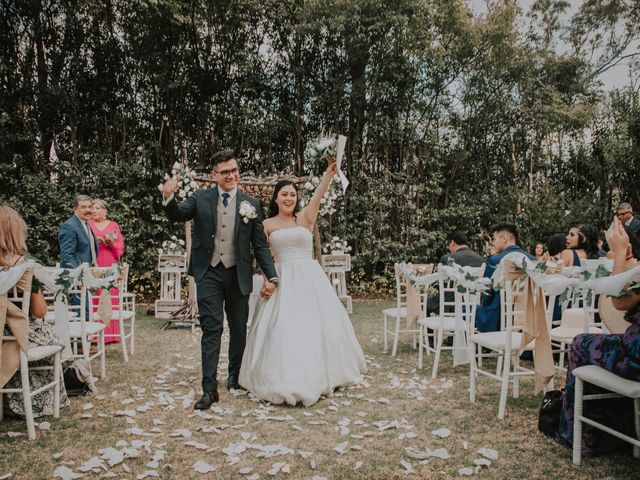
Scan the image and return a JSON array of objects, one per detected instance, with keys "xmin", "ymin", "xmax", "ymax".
[{"xmin": 299, "ymin": 158, "xmax": 337, "ymax": 228}]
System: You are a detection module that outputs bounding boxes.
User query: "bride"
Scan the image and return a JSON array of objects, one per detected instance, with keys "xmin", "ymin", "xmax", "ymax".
[{"xmin": 239, "ymin": 158, "xmax": 367, "ymax": 406}]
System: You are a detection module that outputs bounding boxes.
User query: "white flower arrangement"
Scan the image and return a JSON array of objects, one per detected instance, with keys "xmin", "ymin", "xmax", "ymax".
[
  {"xmin": 322, "ymin": 236, "xmax": 352, "ymax": 254},
  {"xmin": 157, "ymin": 161, "xmax": 199, "ymax": 200},
  {"xmin": 239, "ymin": 200, "xmax": 257, "ymax": 224},
  {"xmin": 158, "ymin": 235, "xmax": 186, "ymax": 256},
  {"xmin": 304, "ymin": 136, "xmax": 338, "ymax": 169},
  {"xmin": 298, "ymin": 174, "xmax": 342, "ymax": 217}
]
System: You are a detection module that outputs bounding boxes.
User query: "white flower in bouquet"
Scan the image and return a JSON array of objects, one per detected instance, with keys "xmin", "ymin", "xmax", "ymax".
[{"xmin": 304, "ymin": 136, "xmax": 338, "ymax": 170}]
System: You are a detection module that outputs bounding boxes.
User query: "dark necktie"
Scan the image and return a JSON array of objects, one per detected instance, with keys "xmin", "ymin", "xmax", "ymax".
[{"xmin": 222, "ymin": 192, "xmax": 230, "ymax": 208}]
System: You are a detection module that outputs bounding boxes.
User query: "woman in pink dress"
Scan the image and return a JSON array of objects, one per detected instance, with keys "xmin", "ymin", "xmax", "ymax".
[{"xmin": 89, "ymin": 199, "xmax": 125, "ymax": 343}]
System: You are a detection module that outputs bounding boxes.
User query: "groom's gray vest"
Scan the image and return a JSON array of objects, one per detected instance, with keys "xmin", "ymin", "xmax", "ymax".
[{"xmin": 211, "ymin": 194, "xmax": 236, "ymax": 268}]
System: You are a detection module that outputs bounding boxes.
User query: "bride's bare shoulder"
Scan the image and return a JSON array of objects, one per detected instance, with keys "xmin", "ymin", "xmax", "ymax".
[{"xmin": 263, "ymin": 217, "xmax": 276, "ymax": 235}]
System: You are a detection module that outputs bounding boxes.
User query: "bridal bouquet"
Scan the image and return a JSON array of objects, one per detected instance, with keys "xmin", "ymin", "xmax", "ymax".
[
  {"xmin": 305, "ymin": 136, "xmax": 338, "ymax": 169},
  {"xmin": 322, "ymin": 236, "xmax": 352, "ymax": 255},
  {"xmin": 158, "ymin": 235, "xmax": 185, "ymax": 256},
  {"xmin": 157, "ymin": 161, "xmax": 199, "ymax": 200}
]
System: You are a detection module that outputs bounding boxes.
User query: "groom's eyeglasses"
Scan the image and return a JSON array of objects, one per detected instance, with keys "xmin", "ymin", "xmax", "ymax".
[{"xmin": 214, "ymin": 167, "xmax": 239, "ymax": 177}]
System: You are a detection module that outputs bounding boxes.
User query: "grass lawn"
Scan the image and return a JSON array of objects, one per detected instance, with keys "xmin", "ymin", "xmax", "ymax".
[{"xmin": 1, "ymin": 301, "xmax": 637, "ymax": 479}]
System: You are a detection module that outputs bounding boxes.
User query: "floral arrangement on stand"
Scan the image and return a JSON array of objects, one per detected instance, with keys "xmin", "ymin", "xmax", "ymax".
[
  {"xmin": 158, "ymin": 235, "xmax": 185, "ymax": 256},
  {"xmin": 322, "ymin": 236, "xmax": 352, "ymax": 255},
  {"xmin": 157, "ymin": 161, "xmax": 199, "ymax": 200}
]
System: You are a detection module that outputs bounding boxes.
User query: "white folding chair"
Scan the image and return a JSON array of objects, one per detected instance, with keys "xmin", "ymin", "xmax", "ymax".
[
  {"xmin": 573, "ymin": 365, "xmax": 640, "ymax": 465},
  {"xmin": 0, "ymin": 270, "xmax": 62, "ymax": 440},
  {"xmin": 383, "ymin": 263, "xmax": 428, "ymax": 356},
  {"xmin": 418, "ymin": 264, "xmax": 484, "ymax": 378},
  {"xmin": 90, "ymin": 264, "xmax": 135, "ymax": 362},
  {"xmin": 67, "ymin": 281, "xmax": 106, "ymax": 378},
  {"xmin": 418, "ymin": 274, "xmax": 455, "ymax": 377},
  {"xmin": 469, "ymin": 271, "xmax": 536, "ymax": 419}
]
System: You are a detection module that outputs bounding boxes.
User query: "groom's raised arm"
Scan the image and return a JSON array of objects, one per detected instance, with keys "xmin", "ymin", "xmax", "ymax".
[{"xmin": 250, "ymin": 199, "xmax": 278, "ymax": 281}]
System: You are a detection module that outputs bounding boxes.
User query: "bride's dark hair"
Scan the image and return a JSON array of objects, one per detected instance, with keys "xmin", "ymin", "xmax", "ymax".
[{"xmin": 269, "ymin": 180, "xmax": 300, "ymax": 218}]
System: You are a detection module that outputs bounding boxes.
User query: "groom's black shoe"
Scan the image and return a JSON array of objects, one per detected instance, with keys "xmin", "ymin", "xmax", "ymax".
[
  {"xmin": 194, "ymin": 390, "xmax": 218, "ymax": 410},
  {"xmin": 226, "ymin": 375, "xmax": 241, "ymax": 391}
]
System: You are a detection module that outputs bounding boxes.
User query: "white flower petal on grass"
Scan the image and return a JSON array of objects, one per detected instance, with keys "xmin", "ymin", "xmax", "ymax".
[
  {"xmin": 426, "ymin": 448, "xmax": 450, "ymax": 459},
  {"xmin": 53, "ymin": 453, "xmax": 64, "ymax": 460},
  {"xmin": 298, "ymin": 451, "xmax": 313, "ymax": 459},
  {"xmin": 474, "ymin": 458, "xmax": 491, "ymax": 467},
  {"xmin": 184, "ymin": 440, "xmax": 210, "ymax": 451},
  {"xmin": 53, "ymin": 466, "xmax": 83, "ymax": 479},
  {"xmin": 333, "ymin": 441, "xmax": 349, "ymax": 454},
  {"xmin": 78, "ymin": 457, "xmax": 104, "ymax": 472},
  {"xmin": 193, "ymin": 460, "xmax": 215, "ymax": 474},
  {"xmin": 267, "ymin": 462, "xmax": 286, "ymax": 476},
  {"xmin": 378, "ymin": 397, "xmax": 390, "ymax": 404},
  {"xmin": 404, "ymin": 447, "xmax": 429, "ymax": 460},
  {"xmin": 136, "ymin": 470, "xmax": 159, "ymax": 479},
  {"xmin": 82, "ymin": 403, "xmax": 93, "ymax": 410},
  {"xmin": 442, "ymin": 379, "xmax": 453, "ymax": 389},
  {"xmin": 431, "ymin": 428, "xmax": 451, "ymax": 438},
  {"xmin": 38, "ymin": 422, "xmax": 51, "ymax": 430},
  {"xmin": 238, "ymin": 467, "xmax": 252, "ymax": 474},
  {"xmin": 458, "ymin": 467, "xmax": 474, "ymax": 476},
  {"xmin": 246, "ymin": 475, "xmax": 260, "ymax": 480},
  {"xmin": 463, "ymin": 441, "xmax": 469, "ymax": 450},
  {"xmin": 476, "ymin": 448, "xmax": 499, "ymax": 461},
  {"xmin": 169, "ymin": 428, "xmax": 192, "ymax": 438},
  {"xmin": 311, "ymin": 476, "xmax": 327, "ymax": 480},
  {"xmin": 400, "ymin": 459, "xmax": 414, "ymax": 473},
  {"xmin": 354, "ymin": 461, "xmax": 363, "ymax": 470},
  {"xmin": 405, "ymin": 432, "xmax": 418, "ymax": 439},
  {"xmin": 100, "ymin": 448, "xmax": 124, "ymax": 467}
]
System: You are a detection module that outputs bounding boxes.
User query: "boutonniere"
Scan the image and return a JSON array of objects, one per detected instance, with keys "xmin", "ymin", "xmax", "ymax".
[{"xmin": 239, "ymin": 200, "xmax": 257, "ymax": 224}]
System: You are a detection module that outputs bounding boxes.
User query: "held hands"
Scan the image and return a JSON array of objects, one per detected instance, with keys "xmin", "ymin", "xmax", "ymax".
[
  {"xmin": 162, "ymin": 175, "xmax": 180, "ymax": 199},
  {"xmin": 260, "ymin": 280, "xmax": 277, "ymax": 298}
]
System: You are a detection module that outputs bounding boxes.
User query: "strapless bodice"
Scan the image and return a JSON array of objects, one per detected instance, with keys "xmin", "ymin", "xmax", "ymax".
[{"xmin": 269, "ymin": 226, "xmax": 313, "ymax": 263}]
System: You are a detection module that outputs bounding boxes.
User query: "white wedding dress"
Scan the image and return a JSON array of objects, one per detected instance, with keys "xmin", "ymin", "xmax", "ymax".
[{"xmin": 239, "ymin": 226, "xmax": 367, "ymax": 406}]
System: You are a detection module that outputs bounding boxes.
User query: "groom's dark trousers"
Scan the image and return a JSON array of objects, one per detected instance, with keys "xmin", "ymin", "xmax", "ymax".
[{"xmin": 198, "ymin": 263, "xmax": 249, "ymax": 392}]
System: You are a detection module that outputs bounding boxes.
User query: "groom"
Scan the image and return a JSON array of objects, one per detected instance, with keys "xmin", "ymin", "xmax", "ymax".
[{"xmin": 162, "ymin": 150, "xmax": 278, "ymax": 409}]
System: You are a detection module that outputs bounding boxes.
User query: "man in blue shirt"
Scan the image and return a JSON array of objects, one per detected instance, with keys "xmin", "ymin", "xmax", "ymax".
[{"xmin": 475, "ymin": 222, "xmax": 535, "ymax": 332}]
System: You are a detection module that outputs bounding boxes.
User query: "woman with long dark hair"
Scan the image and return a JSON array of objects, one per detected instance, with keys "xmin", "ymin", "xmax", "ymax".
[
  {"xmin": 560, "ymin": 224, "xmax": 598, "ymax": 267},
  {"xmin": 239, "ymin": 159, "xmax": 366, "ymax": 406}
]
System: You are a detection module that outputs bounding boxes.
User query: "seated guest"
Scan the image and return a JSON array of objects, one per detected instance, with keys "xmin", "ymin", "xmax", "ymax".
[
  {"xmin": 475, "ymin": 222, "xmax": 535, "ymax": 332},
  {"xmin": 616, "ymin": 202, "xmax": 640, "ymax": 237},
  {"xmin": 532, "ymin": 241, "xmax": 545, "ymax": 261},
  {"xmin": 546, "ymin": 233, "xmax": 566, "ymax": 261},
  {"xmin": 560, "ymin": 224, "xmax": 598, "ymax": 267},
  {"xmin": 596, "ymin": 236, "xmax": 608, "ymax": 258},
  {"xmin": 556, "ymin": 216, "xmax": 640, "ymax": 456},
  {"xmin": 0, "ymin": 205, "xmax": 70, "ymax": 417},
  {"xmin": 426, "ymin": 231, "xmax": 485, "ymax": 316},
  {"xmin": 439, "ymin": 231, "xmax": 485, "ymax": 267}
]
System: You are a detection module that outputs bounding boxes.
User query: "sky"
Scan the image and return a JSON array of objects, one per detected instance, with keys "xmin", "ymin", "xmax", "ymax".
[{"xmin": 466, "ymin": 0, "xmax": 639, "ymax": 91}]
